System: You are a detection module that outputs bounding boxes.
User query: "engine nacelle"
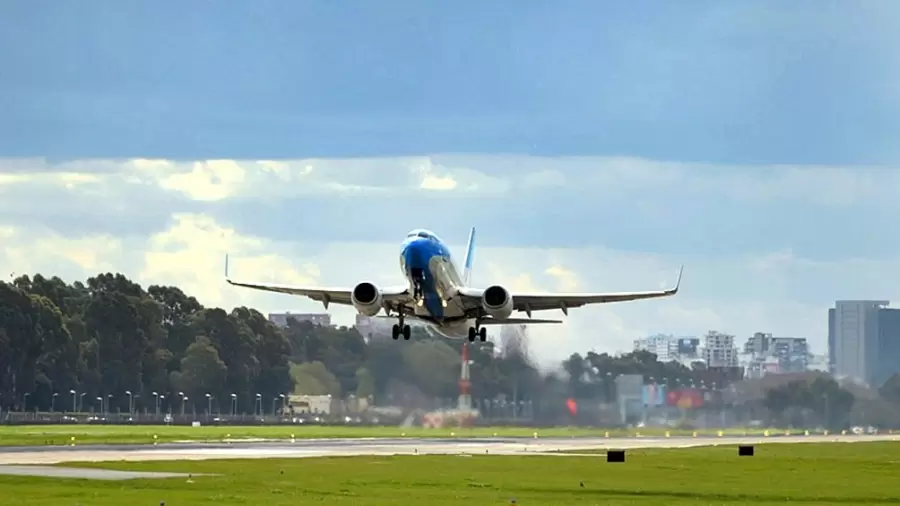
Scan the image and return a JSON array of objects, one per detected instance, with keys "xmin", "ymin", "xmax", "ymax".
[
  {"xmin": 481, "ymin": 285, "xmax": 514, "ymax": 320},
  {"xmin": 351, "ymin": 282, "xmax": 383, "ymax": 317}
]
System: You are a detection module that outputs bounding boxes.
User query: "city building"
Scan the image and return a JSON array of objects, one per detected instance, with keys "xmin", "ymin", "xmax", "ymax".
[
  {"xmin": 828, "ymin": 300, "xmax": 889, "ymax": 386},
  {"xmin": 743, "ymin": 332, "xmax": 772, "ymax": 356},
  {"xmin": 268, "ymin": 312, "xmax": 332, "ymax": 328},
  {"xmin": 740, "ymin": 332, "xmax": 810, "ymax": 378},
  {"xmin": 677, "ymin": 337, "xmax": 701, "ymax": 357},
  {"xmin": 876, "ymin": 307, "xmax": 900, "ymax": 387},
  {"xmin": 633, "ymin": 334, "xmax": 700, "ymax": 363},
  {"xmin": 633, "ymin": 334, "xmax": 678, "ymax": 362},
  {"xmin": 702, "ymin": 330, "xmax": 739, "ymax": 368}
]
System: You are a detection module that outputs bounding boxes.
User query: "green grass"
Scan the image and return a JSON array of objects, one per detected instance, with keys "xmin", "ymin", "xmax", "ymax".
[
  {"xmin": 1, "ymin": 442, "xmax": 898, "ymax": 504},
  {"xmin": 0, "ymin": 424, "xmax": 797, "ymax": 446}
]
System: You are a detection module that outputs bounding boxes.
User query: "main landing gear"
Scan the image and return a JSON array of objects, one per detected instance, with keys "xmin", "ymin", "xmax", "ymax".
[
  {"xmin": 391, "ymin": 315, "xmax": 411, "ymax": 340},
  {"xmin": 467, "ymin": 325, "xmax": 487, "ymax": 343}
]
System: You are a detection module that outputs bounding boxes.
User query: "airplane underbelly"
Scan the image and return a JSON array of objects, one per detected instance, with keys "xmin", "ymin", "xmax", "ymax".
[{"xmin": 425, "ymin": 256, "xmax": 466, "ymax": 319}]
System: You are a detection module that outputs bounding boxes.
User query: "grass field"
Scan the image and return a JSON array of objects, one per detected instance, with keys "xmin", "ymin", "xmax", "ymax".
[
  {"xmin": 1, "ymin": 442, "xmax": 898, "ymax": 505},
  {"xmin": 0, "ymin": 424, "xmax": 805, "ymax": 446}
]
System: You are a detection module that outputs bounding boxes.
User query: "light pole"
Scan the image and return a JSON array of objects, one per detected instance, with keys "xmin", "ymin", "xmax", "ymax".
[
  {"xmin": 96, "ymin": 396, "xmax": 103, "ymax": 414},
  {"xmin": 278, "ymin": 393, "xmax": 286, "ymax": 416},
  {"xmin": 79, "ymin": 393, "xmax": 86, "ymax": 412},
  {"xmin": 51, "ymin": 393, "xmax": 58, "ymax": 412},
  {"xmin": 106, "ymin": 394, "xmax": 113, "ymax": 415},
  {"xmin": 125, "ymin": 390, "xmax": 133, "ymax": 414},
  {"xmin": 152, "ymin": 391, "xmax": 159, "ymax": 415},
  {"xmin": 22, "ymin": 393, "xmax": 30, "ymax": 412},
  {"xmin": 179, "ymin": 392, "xmax": 186, "ymax": 416},
  {"xmin": 255, "ymin": 393, "xmax": 262, "ymax": 416},
  {"xmin": 205, "ymin": 393, "xmax": 213, "ymax": 416},
  {"xmin": 231, "ymin": 393, "xmax": 237, "ymax": 416},
  {"xmin": 69, "ymin": 390, "xmax": 76, "ymax": 412}
]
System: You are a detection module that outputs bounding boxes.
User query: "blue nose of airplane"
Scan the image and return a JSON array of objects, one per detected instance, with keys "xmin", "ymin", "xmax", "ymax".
[{"xmin": 402, "ymin": 237, "xmax": 431, "ymax": 272}]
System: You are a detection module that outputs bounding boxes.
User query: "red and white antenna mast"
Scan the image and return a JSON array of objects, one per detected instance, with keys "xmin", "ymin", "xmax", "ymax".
[{"xmin": 458, "ymin": 342, "xmax": 472, "ymax": 410}]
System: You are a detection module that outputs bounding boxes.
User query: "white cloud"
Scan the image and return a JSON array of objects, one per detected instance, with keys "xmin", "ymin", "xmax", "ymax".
[
  {"xmin": 1, "ymin": 226, "xmax": 126, "ymax": 281},
  {"xmin": 4, "ymin": 155, "xmax": 900, "ymax": 368}
]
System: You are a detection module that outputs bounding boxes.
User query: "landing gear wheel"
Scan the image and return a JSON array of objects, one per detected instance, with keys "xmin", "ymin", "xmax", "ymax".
[
  {"xmin": 402, "ymin": 325, "xmax": 411, "ymax": 340},
  {"xmin": 479, "ymin": 327, "xmax": 487, "ymax": 342},
  {"xmin": 467, "ymin": 327, "xmax": 476, "ymax": 342},
  {"xmin": 391, "ymin": 324, "xmax": 400, "ymax": 340}
]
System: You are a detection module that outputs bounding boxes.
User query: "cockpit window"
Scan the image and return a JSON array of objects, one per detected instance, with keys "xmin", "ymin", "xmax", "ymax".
[{"xmin": 407, "ymin": 229, "xmax": 435, "ymax": 240}]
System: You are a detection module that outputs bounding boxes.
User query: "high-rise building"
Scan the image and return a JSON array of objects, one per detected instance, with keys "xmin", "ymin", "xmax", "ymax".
[
  {"xmin": 743, "ymin": 332, "xmax": 772, "ymax": 356},
  {"xmin": 876, "ymin": 308, "xmax": 900, "ymax": 387},
  {"xmin": 633, "ymin": 334, "xmax": 679, "ymax": 362},
  {"xmin": 771, "ymin": 337, "xmax": 809, "ymax": 372},
  {"xmin": 268, "ymin": 312, "xmax": 332, "ymax": 327},
  {"xmin": 828, "ymin": 300, "xmax": 889, "ymax": 386},
  {"xmin": 633, "ymin": 335, "xmax": 700, "ymax": 367},
  {"xmin": 676, "ymin": 338, "xmax": 700, "ymax": 356},
  {"xmin": 828, "ymin": 308, "xmax": 836, "ymax": 374},
  {"xmin": 702, "ymin": 331, "xmax": 738, "ymax": 368},
  {"xmin": 740, "ymin": 332, "xmax": 809, "ymax": 378}
]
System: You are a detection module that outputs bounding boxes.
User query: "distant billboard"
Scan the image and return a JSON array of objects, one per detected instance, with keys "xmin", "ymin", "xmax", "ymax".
[
  {"xmin": 641, "ymin": 384, "xmax": 667, "ymax": 406},
  {"xmin": 615, "ymin": 374, "xmax": 643, "ymax": 399},
  {"xmin": 666, "ymin": 388, "xmax": 704, "ymax": 408}
]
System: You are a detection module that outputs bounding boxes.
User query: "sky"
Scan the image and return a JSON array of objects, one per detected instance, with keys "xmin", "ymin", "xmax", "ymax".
[{"xmin": 2, "ymin": 1, "xmax": 900, "ymax": 367}]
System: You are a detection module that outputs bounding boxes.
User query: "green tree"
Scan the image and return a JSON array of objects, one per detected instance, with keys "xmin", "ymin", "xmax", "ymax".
[
  {"xmin": 290, "ymin": 361, "xmax": 341, "ymax": 396},
  {"xmin": 176, "ymin": 336, "xmax": 227, "ymax": 408}
]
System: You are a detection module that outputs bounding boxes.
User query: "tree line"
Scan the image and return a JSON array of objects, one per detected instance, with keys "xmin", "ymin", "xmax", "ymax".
[{"xmin": 2, "ymin": 272, "xmax": 899, "ymax": 428}]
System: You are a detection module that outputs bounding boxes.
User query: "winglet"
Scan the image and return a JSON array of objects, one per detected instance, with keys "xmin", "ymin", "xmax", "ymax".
[
  {"xmin": 225, "ymin": 254, "xmax": 231, "ymax": 281},
  {"xmin": 671, "ymin": 265, "xmax": 684, "ymax": 293},
  {"xmin": 462, "ymin": 226, "xmax": 476, "ymax": 285}
]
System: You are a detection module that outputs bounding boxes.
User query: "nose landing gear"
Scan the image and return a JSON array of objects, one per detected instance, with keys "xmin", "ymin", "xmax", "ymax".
[
  {"xmin": 467, "ymin": 325, "xmax": 487, "ymax": 343},
  {"xmin": 410, "ymin": 268, "xmax": 425, "ymax": 301}
]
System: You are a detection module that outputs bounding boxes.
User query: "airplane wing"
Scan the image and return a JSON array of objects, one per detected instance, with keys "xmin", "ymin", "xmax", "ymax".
[
  {"xmin": 224, "ymin": 255, "xmax": 409, "ymax": 309},
  {"xmin": 457, "ymin": 266, "xmax": 683, "ymax": 316}
]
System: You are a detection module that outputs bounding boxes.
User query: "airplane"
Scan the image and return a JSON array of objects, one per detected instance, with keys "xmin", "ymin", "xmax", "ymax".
[{"xmin": 225, "ymin": 227, "xmax": 683, "ymax": 343}]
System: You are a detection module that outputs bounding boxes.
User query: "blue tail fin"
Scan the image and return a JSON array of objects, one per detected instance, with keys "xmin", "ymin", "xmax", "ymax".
[{"xmin": 462, "ymin": 226, "xmax": 476, "ymax": 286}]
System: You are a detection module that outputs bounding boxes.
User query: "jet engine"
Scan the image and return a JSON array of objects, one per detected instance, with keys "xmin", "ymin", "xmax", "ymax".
[
  {"xmin": 351, "ymin": 282, "xmax": 383, "ymax": 316},
  {"xmin": 481, "ymin": 285, "xmax": 514, "ymax": 320}
]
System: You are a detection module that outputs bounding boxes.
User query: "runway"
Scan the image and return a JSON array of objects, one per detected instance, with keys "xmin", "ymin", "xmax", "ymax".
[{"xmin": 0, "ymin": 433, "xmax": 897, "ymax": 479}]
